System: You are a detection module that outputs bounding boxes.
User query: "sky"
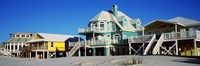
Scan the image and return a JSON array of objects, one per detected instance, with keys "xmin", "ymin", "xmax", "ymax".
[{"xmin": 0, "ymin": 0, "xmax": 200, "ymax": 43}]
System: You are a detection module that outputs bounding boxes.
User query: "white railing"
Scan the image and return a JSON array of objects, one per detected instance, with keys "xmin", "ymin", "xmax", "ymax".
[
  {"xmin": 153, "ymin": 34, "xmax": 164, "ymax": 55},
  {"xmin": 0, "ymin": 48, "xmax": 12, "ymax": 56},
  {"xmin": 128, "ymin": 34, "xmax": 154, "ymax": 43},
  {"xmin": 163, "ymin": 31, "xmax": 197, "ymax": 40},
  {"xmin": 68, "ymin": 39, "xmax": 116, "ymax": 47},
  {"xmin": 78, "ymin": 27, "xmax": 105, "ymax": 33}
]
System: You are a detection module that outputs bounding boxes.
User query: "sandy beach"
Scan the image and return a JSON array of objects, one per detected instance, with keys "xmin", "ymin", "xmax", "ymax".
[{"xmin": 0, "ymin": 55, "xmax": 199, "ymax": 66}]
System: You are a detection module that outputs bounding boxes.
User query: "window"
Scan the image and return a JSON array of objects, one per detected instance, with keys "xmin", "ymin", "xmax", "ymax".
[
  {"xmin": 51, "ymin": 42, "xmax": 54, "ymax": 47},
  {"xmin": 22, "ymin": 35, "xmax": 25, "ymax": 37},
  {"xmin": 100, "ymin": 22, "xmax": 104, "ymax": 30},
  {"xmin": 124, "ymin": 22, "xmax": 128, "ymax": 28},
  {"xmin": 12, "ymin": 35, "xmax": 15, "ymax": 38},
  {"xmin": 26, "ymin": 35, "xmax": 29, "ymax": 37},
  {"xmin": 107, "ymin": 22, "xmax": 110, "ymax": 31},
  {"xmin": 16, "ymin": 35, "xmax": 20, "ymax": 37},
  {"xmin": 186, "ymin": 28, "xmax": 189, "ymax": 31},
  {"xmin": 112, "ymin": 23, "xmax": 116, "ymax": 31},
  {"xmin": 113, "ymin": 34, "xmax": 121, "ymax": 43}
]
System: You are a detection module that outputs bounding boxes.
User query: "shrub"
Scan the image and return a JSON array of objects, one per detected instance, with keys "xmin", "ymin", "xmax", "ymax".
[{"xmin": 120, "ymin": 57, "xmax": 143, "ymax": 66}]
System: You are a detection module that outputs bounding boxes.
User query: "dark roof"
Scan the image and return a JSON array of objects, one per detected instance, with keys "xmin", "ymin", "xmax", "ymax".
[{"xmin": 65, "ymin": 37, "xmax": 84, "ymax": 42}]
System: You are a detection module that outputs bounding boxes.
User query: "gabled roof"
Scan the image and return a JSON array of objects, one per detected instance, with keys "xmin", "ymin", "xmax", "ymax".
[
  {"xmin": 130, "ymin": 18, "xmax": 140, "ymax": 24},
  {"xmin": 168, "ymin": 16, "xmax": 200, "ymax": 26},
  {"xmin": 10, "ymin": 32, "xmax": 35, "ymax": 35},
  {"xmin": 28, "ymin": 33, "xmax": 74, "ymax": 43},
  {"xmin": 89, "ymin": 9, "xmax": 143, "ymax": 32},
  {"xmin": 5, "ymin": 38, "xmax": 32, "ymax": 42},
  {"xmin": 144, "ymin": 16, "xmax": 200, "ymax": 27},
  {"xmin": 89, "ymin": 11, "xmax": 115, "ymax": 22}
]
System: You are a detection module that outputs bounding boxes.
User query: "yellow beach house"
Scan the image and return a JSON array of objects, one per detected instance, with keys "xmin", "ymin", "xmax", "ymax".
[{"xmin": 27, "ymin": 33, "xmax": 74, "ymax": 59}]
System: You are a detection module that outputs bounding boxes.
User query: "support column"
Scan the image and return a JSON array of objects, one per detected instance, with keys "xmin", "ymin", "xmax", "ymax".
[
  {"xmin": 30, "ymin": 52, "xmax": 31, "ymax": 58},
  {"xmin": 84, "ymin": 47, "xmax": 86, "ymax": 56},
  {"xmin": 104, "ymin": 47, "xmax": 109, "ymax": 56},
  {"xmin": 43, "ymin": 51, "xmax": 45, "ymax": 59},
  {"xmin": 78, "ymin": 36, "xmax": 81, "ymax": 57},
  {"xmin": 35, "ymin": 51, "xmax": 37, "ymax": 58},
  {"xmin": 13, "ymin": 42, "xmax": 15, "ymax": 53},
  {"xmin": 194, "ymin": 39, "xmax": 198, "ymax": 56},
  {"xmin": 9, "ymin": 43, "xmax": 11, "ymax": 52},
  {"xmin": 129, "ymin": 43, "xmax": 131, "ymax": 55},
  {"xmin": 175, "ymin": 23, "xmax": 178, "ymax": 33},
  {"xmin": 142, "ymin": 27, "xmax": 145, "ymax": 55},
  {"xmin": 22, "ymin": 43, "xmax": 24, "ymax": 47},
  {"xmin": 6, "ymin": 43, "xmax": 8, "ymax": 51},
  {"xmin": 43, "ymin": 42, "xmax": 45, "ymax": 59},
  {"xmin": 17, "ymin": 42, "xmax": 19, "ymax": 53},
  {"xmin": 93, "ymin": 48, "xmax": 96, "ymax": 56},
  {"xmin": 175, "ymin": 40, "xmax": 179, "ymax": 55},
  {"xmin": 47, "ymin": 51, "xmax": 49, "ymax": 59},
  {"xmin": 54, "ymin": 52, "xmax": 56, "ymax": 58}
]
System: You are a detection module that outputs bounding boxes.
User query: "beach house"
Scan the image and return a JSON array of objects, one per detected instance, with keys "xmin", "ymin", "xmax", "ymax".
[
  {"xmin": 3, "ymin": 32, "xmax": 35, "ymax": 57},
  {"xmin": 27, "ymin": 33, "xmax": 76, "ymax": 58},
  {"xmin": 68, "ymin": 5, "xmax": 143, "ymax": 56},
  {"xmin": 128, "ymin": 16, "xmax": 200, "ymax": 56}
]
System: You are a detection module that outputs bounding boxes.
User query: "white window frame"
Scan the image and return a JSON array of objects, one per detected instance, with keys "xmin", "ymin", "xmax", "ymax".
[
  {"xmin": 112, "ymin": 22, "xmax": 116, "ymax": 31},
  {"xmin": 99, "ymin": 22, "xmax": 105, "ymax": 31},
  {"xmin": 113, "ymin": 33, "xmax": 121, "ymax": 43},
  {"xmin": 124, "ymin": 22, "xmax": 128, "ymax": 28}
]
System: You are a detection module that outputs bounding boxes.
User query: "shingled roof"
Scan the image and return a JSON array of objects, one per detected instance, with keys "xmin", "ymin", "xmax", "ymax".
[{"xmin": 27, "ymin": 33, "xmax": 74, "ymax": 43}]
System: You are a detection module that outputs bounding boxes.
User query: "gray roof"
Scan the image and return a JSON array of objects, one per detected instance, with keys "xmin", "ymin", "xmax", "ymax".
[
  {"xmin": 10, "ymin": 32, "xmax": 35, "ymax": 35},
  {"xmin": 27, "ymin": 33, "xmax": 74, "ymax": 43},
  {"xmin": 5, "ymin": 38, "xmax": 32, "ymax": 42},
  {"xmin": 144, "ymin": 16, "xmax": 200, "ymax": 27},
  {"xmin": 89, "ymin": 11, "xmax": 115, "ymax": 22},
  {"xmin": 89, "ymin": 10, "xmax": 143, "ymax": 32},
  {"xmin": 168, "ymin": 16, "xmax": 200, "ymax": 26},
  {"xmin": 130, "ymin": 18, "xmax": 140, "ymax": 24}
]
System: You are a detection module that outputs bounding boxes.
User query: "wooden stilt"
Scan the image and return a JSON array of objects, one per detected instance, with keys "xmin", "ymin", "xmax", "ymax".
[{"xmin": 194, "ymin": 39, "xmax": 198, "ymax": 56}]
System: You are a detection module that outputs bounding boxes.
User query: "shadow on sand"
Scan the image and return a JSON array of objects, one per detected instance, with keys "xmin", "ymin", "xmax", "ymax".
[{"xmin": 172, "ymin": 56, "xmax": 200, "ymax": 64}]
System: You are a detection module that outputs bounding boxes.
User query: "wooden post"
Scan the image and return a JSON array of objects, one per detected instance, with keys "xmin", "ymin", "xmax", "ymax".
[
  {"xmin": 30, "ymin": 52, "xmax": 31, "ymax": 58},
  {"xmin": 175, "ymin": 40, "xmax": 179, "ymax": 55},
  {"xmin": 35, "ymin": 51, "xmax": 37, "ymax": 58},
  {"xmin": 43, "ymin": 42, "xmax": 45, "ymax": 59},
  {"xmin": 142, "ymin": 27, "xmax": 145, "ymax": 55},
  {"xmin": 47, "ymin": 51, "xmax": 49, "ymax": 59},
  {"xmin": 78, "ymin": 36, "xmax": 81, "ymax": 57},
  {"xmin": 194, "ymin": 39, "xmax": 198, "ymax": 56},
  {"xmin": 129, "ymin": 43, "xmax": 131, "ymax": 55},
  {"xmin": 84, "ymin": 47, "xmax": 86, "ymax": 57},
  {"xmin": 55, "ymin": 52, "xmax": 56, "ymax": 58}
]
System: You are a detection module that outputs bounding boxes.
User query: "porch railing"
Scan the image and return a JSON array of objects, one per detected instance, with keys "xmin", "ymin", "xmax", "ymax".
[
  {"xmin": 78, "ymin": 27, "xmax": 105, "ymax": 33},
  {"xmin": 30, "ymin": 46, "xmax": 48, "ymax": 50},
  {"xmin": 128, "ymin": 34, "xmax": 154, "ymax": 43},
  {"xmin": 163, "ymin": 31, "xmax": 198, "ymax": 40},
  {"xmin": 68, "ymin": 39, "xmax": 116, "ymax": 47}
]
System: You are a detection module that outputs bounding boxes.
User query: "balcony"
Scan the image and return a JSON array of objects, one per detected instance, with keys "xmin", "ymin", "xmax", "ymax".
[
  {"xmin": 30, "ymin": 46, "xmax": 47, "ymax": 50},
  {"xmin": 128, "ymin": 34, "xmax": 154, "ymax": 43},
  {"xmin": 78, "ymin": 27, "xmax": 106, "ymax": 34},
  {"xmin": 163, "ymin": 31, "xmax": 200, "ymax": 40},
  {"xmin": 68, "ymin": 39, "xmax": 118, "ymax": 47},
  {"xmin": 128, "ymin": 31, "xmax": 200, "ymax": 43}
]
